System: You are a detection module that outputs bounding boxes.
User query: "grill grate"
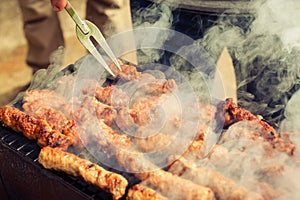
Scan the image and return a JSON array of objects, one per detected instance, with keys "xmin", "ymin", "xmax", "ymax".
[
  {"xmin": 0, "ymin": 124, "xmax": 141, "ymax": 199},
  {"xmin": 0, "ymin": 126, "xmax": 118, "ymax": 199}
]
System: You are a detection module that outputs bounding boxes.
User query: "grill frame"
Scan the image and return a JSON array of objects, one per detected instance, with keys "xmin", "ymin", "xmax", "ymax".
[{"xmin": 0, "ymin": 126, "xmax": 113, "ymax": 200}]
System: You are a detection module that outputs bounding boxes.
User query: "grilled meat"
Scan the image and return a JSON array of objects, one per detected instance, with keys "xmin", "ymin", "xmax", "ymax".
[
  {"xmin": 216, "ymin": 98, "xmax": 277, "ymax": 138},
  {"xmin": 39, "ymin": 147, "xmax": 128, "ymax": 200},
  {"xmin": 116, "ymin": 92, "xmax": 179, "ymax": 134},
  {"xmin": 109, "ymin": 60, "xmax": 141, "ymax": 81},
  {"xmin": 0, "ymin": 106, "xmax": 73, "ymax": 150},
  {"xmin": 168, "ymin": 156, "xmax": 264, "ymax": 200},
  {"xmin": 142, "ymin": 79, "xmax": 176, "ymax": 95},
  {"xmin": 215, "ymin": 98, "xmax": 296, "ymax": 154},
  {"xmin": 116, "ymin": 150, "xmax": 215, "ymax": 200},
  {"xmin": 23, "ymin": 106, "xmax": 81, "ymax": 146},
  {"xmin": 219, "ymin": 121, "xmax": 295, "ymax": 155},
  {"xmin": 126, "ymin": 184, "xmax": 168, "ymax": 200},
  {"xmin": 207, "ymin": 145, "xmax": 288, "ymax": 199}
]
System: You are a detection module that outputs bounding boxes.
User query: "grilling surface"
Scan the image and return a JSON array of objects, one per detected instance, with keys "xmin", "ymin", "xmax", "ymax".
[{"xmin": 0, "ymin": 58, "xmax": 297, "ymax": 200}]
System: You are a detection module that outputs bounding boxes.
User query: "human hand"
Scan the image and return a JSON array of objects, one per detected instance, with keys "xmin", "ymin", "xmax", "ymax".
[{"xmin": 51, "ymin": 0, "xmax": 68, "ymax": 11}]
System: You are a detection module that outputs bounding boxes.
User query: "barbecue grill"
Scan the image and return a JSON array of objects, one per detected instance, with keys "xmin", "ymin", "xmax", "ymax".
[
  {"xmin": 1, "ymin": 1, "xmax": 299, "ymax": 199},
  {"xmin": 0, "ymin": 122, "xmax": 115, "ymax": 199},
  {"xmin": 0, "ymin": 116, "xmax": 145, "ymax": 200},
  {"xmin": 0, "ymin": 63, "xmax": 141, "ymax": 200}
]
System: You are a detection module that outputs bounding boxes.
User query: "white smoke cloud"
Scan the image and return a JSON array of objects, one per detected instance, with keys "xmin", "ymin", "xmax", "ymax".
[{"xmin": 252, "ymin": 0, "xmax": 300, "ymax": 50}]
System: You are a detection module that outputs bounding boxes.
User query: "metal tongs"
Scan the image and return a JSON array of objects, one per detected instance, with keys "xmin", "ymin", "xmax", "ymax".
[{"xmin": 65, "ymin": 1, "xmax": 121, "ymax": 76}]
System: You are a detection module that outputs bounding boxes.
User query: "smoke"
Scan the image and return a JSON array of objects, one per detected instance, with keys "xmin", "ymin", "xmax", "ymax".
[
  {"xmin": 129, "ymin": 0, "xmax": 300, "ymax": 199},
  {"xmin": 199, "ymin": 0, "xmax": 300, "ymax": 126},
  {"xmin": 12, "ymin": 0, "xmax": 300, "ymax": 198},
  {"xmin": 280, "ymin": 89, "xmax": 300, "ymax": 143},
  {"xmin": 131, "ymin": 0, "xmax": 177, "ymax": 63},
  {"xmin": 252, "ymin": 0, "xmax": 300, "ymax": 50}
]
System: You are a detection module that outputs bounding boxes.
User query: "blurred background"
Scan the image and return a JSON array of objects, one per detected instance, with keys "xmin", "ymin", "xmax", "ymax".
[
  {"xmin": 0, "ymin": 0, "xmax": 86, "ymax": 106},
  {"xmin": 1, "ymin": 0, "xmax": 299, "ymax": 129}
]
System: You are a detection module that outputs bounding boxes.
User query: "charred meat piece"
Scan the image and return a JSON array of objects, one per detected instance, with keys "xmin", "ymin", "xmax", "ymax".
[
  {"xmin": 168, "ymin": 156, "xmax": 264, "ymax": 200},
  {"xmin": 23, "ymin": 106, "xmax": 81, "ymax": 146},
  {"xmin": 24, "ymin": 106, "xmax": 67, "ymax": 131},
  {"xmin": 96, "ymin": 120, "xmax": 132, "ymax": 154},
  {"xmin": 0, "ymin": 106, "xmax": 73, "ymax": 150},
  {"xmin": 83, "ymin": 84, "xmax": 130, "ymax": 109},
  {"xmin": 126, "ymin": 184, "xmax": 168, "ymax": 200},
  {"xmin": 114, "ymin": 95, "xmax": 166, "ymax": 129},
  {"xmin": 39, "ymin": 147, "xmax": 128, "ymax": 200},
  {"xmin": 116, "ymin": 150, "xmax": 214, "ymax": 200},
  {"xmin": 216, "ymin": 98, "xmax": 277, "ymax": 139}
]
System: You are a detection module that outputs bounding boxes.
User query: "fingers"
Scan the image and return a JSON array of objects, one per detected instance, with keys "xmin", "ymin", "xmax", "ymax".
[{"xmin": 50, "ymin": 0, "xmax": 68, "ymax": 11}]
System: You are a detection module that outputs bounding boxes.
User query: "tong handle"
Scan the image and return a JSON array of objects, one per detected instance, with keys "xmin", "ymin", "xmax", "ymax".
[{"xmin": 65, "ymin": 1, "xmax": 90, "ymax": 35}]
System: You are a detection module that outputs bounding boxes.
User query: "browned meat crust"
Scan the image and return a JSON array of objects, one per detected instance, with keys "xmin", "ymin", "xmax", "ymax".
[
  {"xmin": 0, "ymin": 106, "xmax": 73, "ymax": 150},
  {"xmin": 39, "ymin": 147, "xmax": 128, "ymax": 200},
  {"xmin": 216, "ymin": 98, "xmax": 277, "ymax": 137},
  {"xmin": 23, "ymin": 106, "xmax": 81, "ymax": 146},
  {"xmin": 133, "ymin": 78, "xmax": 177, "ymax": 97},
  {"xmin": 126, "ymin": 184, "xmax": 168, "ymax": 200},
  {"xmin": 215, "ymin": 98, "xmax": 296, "ymax": 155}
]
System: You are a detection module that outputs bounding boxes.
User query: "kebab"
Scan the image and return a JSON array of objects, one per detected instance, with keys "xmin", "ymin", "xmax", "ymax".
[
  {"xmin": 39, "ymin": 146, "xmax": 128, "ymax": 200},
  {"xmin": 22, "ymin": 105, "xmax": 81, "ymax": 146},
  {"xmin": 0, "ymin": 106, "xmax": 73, "ymax": 150},
  {"xmin": 116, "ymin": 150, "xmax": 215, "ymax": 200},
  {"xmin": 126, "ymin": 184, "xmax": 168, "ymax": 200},
  {"xmin": 168, "ymin": 155, "xmax": 264, "ymax": 200}
]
